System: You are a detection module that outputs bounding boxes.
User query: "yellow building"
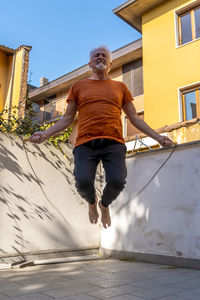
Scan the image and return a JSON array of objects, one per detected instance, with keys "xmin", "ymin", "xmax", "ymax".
[
  {"xmin": 114, "ymin": 0, "xmax": 200, "ymax": 145},
  {"xmin": 0, "ymin": 44, "xmax": 31, "ymax": 118}
]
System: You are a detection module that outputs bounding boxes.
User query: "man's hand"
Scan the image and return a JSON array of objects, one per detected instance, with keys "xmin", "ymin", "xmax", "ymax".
[
  {"xmin": 122, "ymin": 102, "xmax": 175, "ymax": 148},
  {"xmin": 157, "ymin": 135, "xmax": 174, "ymax": 147},
  {"xmin": 30, "ymin": 131, "xmax": 49, "ymax": 144},
  {"xmin": 29, "ymin": 101, "xmax": 77, "ymax": 144}
]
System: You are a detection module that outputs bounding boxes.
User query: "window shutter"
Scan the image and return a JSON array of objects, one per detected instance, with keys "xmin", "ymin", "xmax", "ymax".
[{"xmin": 122, "ymin": 59, "xmax": 143, "ymax": 97}]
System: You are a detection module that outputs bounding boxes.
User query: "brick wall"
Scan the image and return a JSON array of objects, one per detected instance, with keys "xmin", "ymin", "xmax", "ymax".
[{"xmin": 18, "ymin": 46, "xmax": 32, "ymax": 118}]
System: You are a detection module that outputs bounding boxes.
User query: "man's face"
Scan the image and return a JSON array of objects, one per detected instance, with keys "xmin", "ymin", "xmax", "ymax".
[{"xmin": 89, "ymin": 48, "xmax": 112, "ymax": 72}]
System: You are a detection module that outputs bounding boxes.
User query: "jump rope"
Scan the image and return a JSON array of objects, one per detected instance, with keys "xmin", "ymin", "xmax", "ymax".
[
  {"xmin": 23, "ymin": 136, "xmax": 177, "ymax": 199},
  {"xmin": 129, "ymin": 144, "xmax": 177, "ymax": 199}
]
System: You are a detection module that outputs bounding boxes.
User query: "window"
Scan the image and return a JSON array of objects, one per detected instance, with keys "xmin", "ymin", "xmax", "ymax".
[
  {"xmin": 178, "ymin": 5, "xmax": 200, "ymax": 45},
  {"xmin": 182, "ymin": 87, "xmax": 200, "ymax": 121},
  {"xmin": 122, "ymin": 59, "xmax": 143, "ymax": 96},
  {"xmin": 123, "ymin": 111, "xmax": 144, "ymax": 137},
  {"xmin": 43, "ymin": 111, "xmax": 52, "ymax": 121}
]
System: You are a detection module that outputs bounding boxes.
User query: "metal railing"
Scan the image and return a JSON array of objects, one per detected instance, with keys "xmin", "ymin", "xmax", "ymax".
[{"xmin": 33, "ymin": 96, "xmax": 67, "ymax": 122}]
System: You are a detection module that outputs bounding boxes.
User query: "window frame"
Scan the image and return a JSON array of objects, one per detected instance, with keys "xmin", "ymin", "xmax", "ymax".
[
  {"xmin": 181, "ymin": 86, "xmax": 200, "ymax": 121},
  {"xmin": 123, "ymin": 110, "xmax": 144, "ymax": 138},
  {"xmin": 176, "ymin": 2, "xmax": 200, "ymax": 47},
  {"xmin": 123, "ymin": 114, "xmax": 128, "ymax": 138}
]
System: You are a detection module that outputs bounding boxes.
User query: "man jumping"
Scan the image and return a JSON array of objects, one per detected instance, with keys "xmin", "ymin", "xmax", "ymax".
[{"xmin": 30, "ymin": 46, "xmax": 173, "ymax": 229}]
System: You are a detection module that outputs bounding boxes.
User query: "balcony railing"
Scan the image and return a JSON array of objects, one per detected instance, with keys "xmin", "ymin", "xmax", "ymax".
[{"xmin": 32, "ymin": 96, "xmax": 67, "ymax": 123}]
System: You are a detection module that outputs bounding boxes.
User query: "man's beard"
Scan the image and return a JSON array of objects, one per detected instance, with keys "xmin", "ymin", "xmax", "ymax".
[{"xmin": 95, "ymin": 62, "xmax": 107, "ymax": 70}]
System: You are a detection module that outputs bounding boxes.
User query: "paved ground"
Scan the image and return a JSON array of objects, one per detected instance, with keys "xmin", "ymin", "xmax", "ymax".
[{"xmin": 0, "ymin": 258, "xmax": 200, "ymax": 299}]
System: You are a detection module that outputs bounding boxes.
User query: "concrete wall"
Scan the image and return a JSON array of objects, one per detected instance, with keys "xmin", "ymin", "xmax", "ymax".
[
  {"xmin": 101, "ymin": 141, "xmax": 200, "ymax": 264},
  {"xmin": 2, "ymin": 132, "xmax": 200, "ymax": 267},
  {"xmin": 0, "ymin": 133, "xmax": 101, "ymax": 259}
]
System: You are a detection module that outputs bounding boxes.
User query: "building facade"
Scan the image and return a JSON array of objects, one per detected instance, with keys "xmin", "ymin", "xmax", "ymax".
[
  {"xmin": 114, "ymin": 0, "xmax": 200, "ymax": 146},
  {"xmin": 29, "ymin": 0, "xmax": 200, "ymax": 149}
]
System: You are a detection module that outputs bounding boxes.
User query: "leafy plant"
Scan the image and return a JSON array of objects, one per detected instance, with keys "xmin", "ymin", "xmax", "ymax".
[{"xmin": 0, "ymin": 96, "xmax": 72, "ymax": 149}]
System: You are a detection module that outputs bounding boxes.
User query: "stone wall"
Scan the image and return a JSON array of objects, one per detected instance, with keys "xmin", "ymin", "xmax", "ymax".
[{"xmin": 18, "ymin": 46, "xmax": 32, "ymax": 118}]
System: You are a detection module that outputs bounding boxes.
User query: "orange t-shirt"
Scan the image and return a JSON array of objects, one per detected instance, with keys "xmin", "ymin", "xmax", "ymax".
[{"xmin": 67, "ymin": 79, "xmax": 133, "ymax": 147}]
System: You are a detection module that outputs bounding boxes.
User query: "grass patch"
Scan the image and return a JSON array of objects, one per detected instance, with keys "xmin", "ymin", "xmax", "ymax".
[
  {"xmin": 160, "ymin": 265, "xmax": 179, "ymax": 269},
  {"xmin": 120, "ymin": 257, "xmax": 137, "ymax": 263}
]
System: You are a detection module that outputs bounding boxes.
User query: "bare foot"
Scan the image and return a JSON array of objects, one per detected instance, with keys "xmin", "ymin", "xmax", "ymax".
[
  {"xmin": 88, "ymin": 197, "xmax": 99, "ymax": 224},
  {"xmin": 98, "ymin": 201, "xmax": 111, "ymax": 229}
]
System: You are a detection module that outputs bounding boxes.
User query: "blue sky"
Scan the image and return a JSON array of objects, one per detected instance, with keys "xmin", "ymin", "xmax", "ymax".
[{"xmin": 1, "ymin": 0, "xmax": 141, "ymax": 87}]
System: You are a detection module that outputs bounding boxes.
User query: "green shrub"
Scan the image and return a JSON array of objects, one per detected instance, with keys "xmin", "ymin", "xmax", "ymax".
[{"xmin": 0, "ymin": 97, "xmax": 72, "ymax": 149}]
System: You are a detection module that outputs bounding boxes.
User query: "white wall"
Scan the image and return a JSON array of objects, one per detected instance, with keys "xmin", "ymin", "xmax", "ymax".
[
  {"xmin": 2, "ymin": 132, "xmax": 200, "ymax": 263},
  {"xmin": 101, "ymin": 142, "xmax": 200, "ymax": 260},
  {"xmin": 0, "ymin": 133, "xmax": 101, "ymax": 256}
]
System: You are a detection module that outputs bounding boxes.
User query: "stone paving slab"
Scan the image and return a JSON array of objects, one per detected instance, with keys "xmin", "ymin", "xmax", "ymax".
[
  {"xmin": 58, "ymin": 295, "xmax": 100, "ymax": 300},
  {"xmin": 129, "ymin": 285, "xmax": 185, "ymax": 299},
  {"xmin": 157, "ymin": 297, "xmax": 186, "ymax": 300},
  {"xmin": 6, "ymin": 295, "xmax": 52, "ymax": 300},
  {"xmin": 0, "ymin": 293, "xmax": 9, "ymax": 300},
  {"xmin": 176, "ymin": 287, "xmax": 200, "ymax": 300},
  {"xmin": 107, "ymin": 296, "xmax": 145, "ymax": 300},
  {"xmin": 86, "ymin": 284, "xmax": 143, "ymax": 299},
  {"xmin": 0, "ymin": 259, "xmax": 199, "ymax": 299}
]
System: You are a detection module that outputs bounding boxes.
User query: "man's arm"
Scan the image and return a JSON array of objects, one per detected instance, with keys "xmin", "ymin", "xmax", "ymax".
[
  {"xmin": 30, "ymin": 100, "xmax": 77, "ymax": 143},
  {"xmin": 122, "ymin": 101, "xmax": 173, "ymax": 147}
]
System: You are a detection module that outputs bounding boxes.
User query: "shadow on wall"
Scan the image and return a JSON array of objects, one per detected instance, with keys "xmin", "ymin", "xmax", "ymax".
[
  {"xmin": 107, "ymin": 145, "xmax": 200, "ymax": 259},
  {"xmin": 0, "ymin": 133, "xmax": 101, "ymax": 261}
]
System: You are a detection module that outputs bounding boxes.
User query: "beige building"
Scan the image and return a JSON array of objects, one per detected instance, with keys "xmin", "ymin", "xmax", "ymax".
[{"xmin": 29, "ymin": 40, "xmax": 144, "ymax": 144}]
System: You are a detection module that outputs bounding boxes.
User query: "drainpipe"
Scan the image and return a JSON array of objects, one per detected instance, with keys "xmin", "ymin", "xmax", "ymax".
[{"xmin": 8, "ymin": 51, "xmax": 16, "ymax": 119}]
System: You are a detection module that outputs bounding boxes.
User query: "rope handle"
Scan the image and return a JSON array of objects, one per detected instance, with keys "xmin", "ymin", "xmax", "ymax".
[{"xmin": 23, "ymin": 136, "xmax": 30, "ymax": 143}]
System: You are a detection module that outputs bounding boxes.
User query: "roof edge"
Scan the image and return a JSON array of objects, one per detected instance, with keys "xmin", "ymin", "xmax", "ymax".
[
  {"xmin": 113, "ymin": 0, "xmax": 137, "ymax": 14},
  {"xmin": 29, "ymin": 39, "xmax": 142, "ymax": 100},
  {"xmin": 16, "ymin": 45, "xmax": 32, "ymax": 52},
  {"xmin": 0, "ymin": 45, "xmax": 15, "ymax": 54},
  {"xmin": 113, "ymin": 0, "xmax": 167, "ymax": 33}
]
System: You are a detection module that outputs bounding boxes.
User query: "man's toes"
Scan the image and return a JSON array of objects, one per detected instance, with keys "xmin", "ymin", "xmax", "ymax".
[
  {"xmin": 89, "ymin": 214, "xmax": 94, "ymax": 224},
  {"xmin": 89, "ymin": 210, "xmax": 99, "ymax": 224},
  {"xmin": 101, "ymin": 218, "xmax": 108, "ymax": 229},
  {"xmin": 104, "ymin": 221, "xmax": 108, "ymax": 228},
  {"xmin": 102, "ymin": 217, "xmax": 111, "ymax": 229}
]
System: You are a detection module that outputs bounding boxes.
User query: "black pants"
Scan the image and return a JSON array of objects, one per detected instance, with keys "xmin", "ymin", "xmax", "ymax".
[{"xmin": 73, "ymin": 139, "xmax": 127, "ymax": 207}]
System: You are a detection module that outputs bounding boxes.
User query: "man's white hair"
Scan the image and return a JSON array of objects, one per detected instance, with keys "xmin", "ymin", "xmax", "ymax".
[{"xmin": 89, "ymin": 46, "xmax": 112, "ymax": 62}]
